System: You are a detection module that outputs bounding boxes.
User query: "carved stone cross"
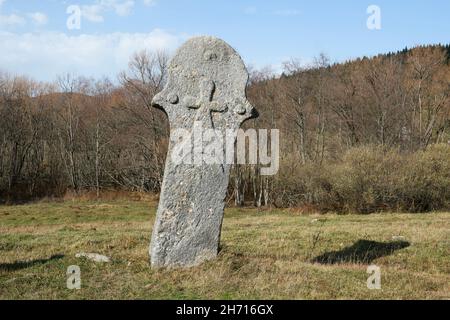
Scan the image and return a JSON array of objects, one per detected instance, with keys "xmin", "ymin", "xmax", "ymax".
[{"xmin": 150, "ymin": 36, "xmax": 257, "ymax": 268}]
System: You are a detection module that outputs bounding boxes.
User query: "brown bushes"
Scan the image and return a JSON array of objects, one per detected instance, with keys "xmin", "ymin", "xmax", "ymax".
[{"xmin": 272, "ymin": 144, "xmax": 450, "ymax": 213}]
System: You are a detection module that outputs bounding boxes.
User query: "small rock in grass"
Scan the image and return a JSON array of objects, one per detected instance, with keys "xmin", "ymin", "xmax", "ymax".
[{"xmin": 75, "ymin": 252, "xmax": 111, "ymax": 263}]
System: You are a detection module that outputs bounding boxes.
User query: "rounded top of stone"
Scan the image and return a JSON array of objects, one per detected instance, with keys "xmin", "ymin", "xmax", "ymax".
[
  {"xmin": 168, "ymin": 35, "xmax": 247, "ymax": 78},
  {"xmin": 176, "ymin": 36, "xmax": 241, "ymax": 58},
  {"xmin": 152, "ymin": 36, "xmax": 258, "ymax": 127}
]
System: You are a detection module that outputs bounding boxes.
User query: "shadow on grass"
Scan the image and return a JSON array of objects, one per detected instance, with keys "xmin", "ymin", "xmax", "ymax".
[
  {"xmin": 312, "ymin": 240, "xmax": 410, "ymax": 265},
  {"xmin": 0, "ymin": 254, "xmax": 65, "ymax": 271}
]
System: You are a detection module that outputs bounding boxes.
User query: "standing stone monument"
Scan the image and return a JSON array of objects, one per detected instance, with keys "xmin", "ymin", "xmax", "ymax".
[{"xmin": 150, "ymin": 36, "xmax": 257, "ymax": 268}]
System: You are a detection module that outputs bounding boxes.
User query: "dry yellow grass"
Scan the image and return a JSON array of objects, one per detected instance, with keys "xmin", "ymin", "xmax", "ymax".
[{"xmin": 0, "ymin": 201, "xmax": 449, "ymax": 299}]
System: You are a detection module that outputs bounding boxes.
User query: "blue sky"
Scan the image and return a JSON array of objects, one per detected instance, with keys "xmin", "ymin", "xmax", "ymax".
[{"xmin": 0, "ymin": 0, "xmax": 449, "ymax": 81}]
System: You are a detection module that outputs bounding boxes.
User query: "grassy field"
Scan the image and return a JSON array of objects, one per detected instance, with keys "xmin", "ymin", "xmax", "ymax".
[{"xmin": 0, "ymin": 199, "xmax": 448, "ymax": 300}]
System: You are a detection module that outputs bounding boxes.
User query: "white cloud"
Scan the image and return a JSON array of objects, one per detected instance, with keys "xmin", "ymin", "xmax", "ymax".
[
  {"xmin": 81, "ymin": 4, "xmax": 104, "ymax": 22},
  {"xmin": 28, "ymin": 12, "xmax": 48, "ymax": 26},
  {"xmin": 0, "ymin": 1, "xmax": 47, "ymax": 27},
  {"xmin": 82, "ymin": 0, "xmax": 135, "ymax": 22},
  {"xmin": 0, "ymin": 29, "xmax": 186, "ymax": 81},
  {"xmin": 0, "ymin": 13, "xmax": 26, "ymax": 27},
  {"xmin": 113, "ymin": 0, "xmax": 134, "ymax": 16}
]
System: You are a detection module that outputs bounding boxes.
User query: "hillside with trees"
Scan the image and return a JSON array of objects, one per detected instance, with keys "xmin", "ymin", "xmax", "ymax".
[{"xmin": 1, "ymin": 45, "xmax": 450, "ymax": 213}]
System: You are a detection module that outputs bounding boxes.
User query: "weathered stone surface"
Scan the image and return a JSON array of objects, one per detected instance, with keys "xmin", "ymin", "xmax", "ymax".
[{"xmin": 150, "ymin": 36, "xmax": 257, "ymax": 268}]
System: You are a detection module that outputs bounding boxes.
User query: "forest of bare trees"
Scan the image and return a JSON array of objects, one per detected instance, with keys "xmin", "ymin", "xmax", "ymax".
[{"xmin": 1, "ymin": 44, "xmax": 450, "ymax": 212}]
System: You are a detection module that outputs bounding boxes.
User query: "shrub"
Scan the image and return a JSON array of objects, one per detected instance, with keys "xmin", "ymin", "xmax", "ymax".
[
  {"xmin": 399, "ymin": 144, "xmax": 450, "ymax": 212},
  {"xmin": 272, "ymin": 144, "xmax": 450, "ymax": 213}
]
